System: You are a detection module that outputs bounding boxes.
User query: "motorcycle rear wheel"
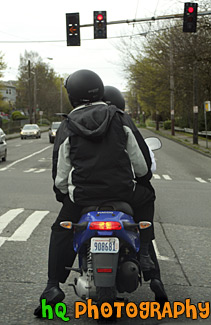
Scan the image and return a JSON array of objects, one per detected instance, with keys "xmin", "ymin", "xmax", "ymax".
[{"xmin": 97, "ymin": 287, "xmax": 117, "ymax": 320}]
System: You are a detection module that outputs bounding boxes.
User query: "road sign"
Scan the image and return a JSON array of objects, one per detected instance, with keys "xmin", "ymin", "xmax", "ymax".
[
  {"xmin": 66, "ymin": 13, "xmax": 80, "ymax": 46},
  {"xmin": 204, "ymin": 101, "xmax": 211, "ymax": 112}
]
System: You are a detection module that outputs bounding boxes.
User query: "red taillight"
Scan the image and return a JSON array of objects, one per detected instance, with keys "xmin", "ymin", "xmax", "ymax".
[
  {"xmin": 97, "ymin": 268, "xmax": 112, "ymax": 273},
  {"xmin": 89, "ymin": 221, "xmax": 121, "ymax": 230}
]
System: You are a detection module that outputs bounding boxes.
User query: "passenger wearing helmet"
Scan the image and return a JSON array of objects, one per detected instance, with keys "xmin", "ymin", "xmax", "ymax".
[
  {"xmin": 103, "ymin": 85, "xmax": 168, "ymax": 308},
  {"xmin": 34, "ymin": 70, "xmax": 156, "ymax": 317}
]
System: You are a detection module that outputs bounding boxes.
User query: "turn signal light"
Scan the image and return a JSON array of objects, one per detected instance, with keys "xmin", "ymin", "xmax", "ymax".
[{"xmin": 89, "ymin": 221, "xmax": 121, "ymax": 230}]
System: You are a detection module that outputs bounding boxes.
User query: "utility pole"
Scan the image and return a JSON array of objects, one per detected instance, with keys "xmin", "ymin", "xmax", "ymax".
[
  {"xmin": 28, "ymin": 60, "xmax": 32, "ymax": 124},
  {"xmin": 193, "ymin": 59, "xmax": 198, "ymax": 144},
  {"xmin": 170, "ymin": 39, "xmax": 175, "ymax": 135},
  {"xmin": 60, "ymin": 78, "xmax": 63, "ymax": 113},
  {"xmin": 34, "ymin": 72, "xmax": 37, "ymax": 123}
]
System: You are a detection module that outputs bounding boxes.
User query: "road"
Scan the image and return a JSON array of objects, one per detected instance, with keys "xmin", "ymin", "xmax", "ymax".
[{"xmin": 0, "ymin": 130, "xmax": 210, "ymax": 324}]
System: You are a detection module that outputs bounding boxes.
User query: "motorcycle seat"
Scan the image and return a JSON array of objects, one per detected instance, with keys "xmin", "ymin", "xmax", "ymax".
[{"xmin": 81, "ymin": 201, "xmax": 134, "ymax": 216}]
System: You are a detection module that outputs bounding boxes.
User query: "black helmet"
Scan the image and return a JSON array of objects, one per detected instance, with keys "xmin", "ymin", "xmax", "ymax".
[
  {"xmin": 103, "ymin": 86, "xmax": 125, "ymax": 110},
  {"xmin": 64, "ymin": 69, "xmax": 104, "ymax": 107}
]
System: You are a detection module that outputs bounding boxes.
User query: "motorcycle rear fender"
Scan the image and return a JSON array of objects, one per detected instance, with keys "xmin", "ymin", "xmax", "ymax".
[{"xmin": 92, "ymin": 252, "xmax": 119, "ymax": 287}]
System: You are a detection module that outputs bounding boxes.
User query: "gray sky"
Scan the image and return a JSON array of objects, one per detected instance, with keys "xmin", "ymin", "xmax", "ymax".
[{"xmin": 1, "ymin": 0, "xmax": 184, "ymax": 91}]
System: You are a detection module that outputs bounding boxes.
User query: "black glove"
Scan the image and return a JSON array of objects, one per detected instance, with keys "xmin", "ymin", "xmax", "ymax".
[{"xmin": 56, "ymin": 193, "xmax": 67, "ymax": 203}]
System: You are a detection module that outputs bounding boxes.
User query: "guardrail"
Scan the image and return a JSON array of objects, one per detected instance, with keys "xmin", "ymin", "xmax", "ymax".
[{"xmin": 175, "ymin": 127, "xmax": 211, "ymax": 137}]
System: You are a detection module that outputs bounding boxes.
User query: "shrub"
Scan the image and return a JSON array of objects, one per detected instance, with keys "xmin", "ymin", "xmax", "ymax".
[
  {"xmin": 11, "ymin": 111, "xmax": 27, "ymax": 120},
  {"xmin": 163, "ymin": 120, "xmax": 171, "ymax": 130}
]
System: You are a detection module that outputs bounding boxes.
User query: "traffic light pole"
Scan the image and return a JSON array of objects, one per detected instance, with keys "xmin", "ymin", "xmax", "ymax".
[{"xmin": 79, "ymin": 10, "xmax": 211, "ymax": 29}]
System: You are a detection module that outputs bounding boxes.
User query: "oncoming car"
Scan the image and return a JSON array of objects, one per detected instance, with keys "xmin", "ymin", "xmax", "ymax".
[
  {"xmin": 49, "ymin": 121, "xmax": 61, "ymax": 143},
  {"xmin": 20, "ymin": 124, "xmax": 41, "ymax": 139}
]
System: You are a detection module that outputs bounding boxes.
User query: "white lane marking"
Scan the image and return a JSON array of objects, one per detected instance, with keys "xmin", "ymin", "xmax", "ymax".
[
  {"xmin": 0, "ymin": 146, "xmax": 51, "ymax": 171},
  {"xmin": 8, "ymin": 210, "xmax": 49, "ymax": 241},
  {"xmin": 34, "ymin": 169, "xmax": 46, "ymax": 173},
  {"xmin": 0, "ymin": 237, "xmax": 8, "ymax": 248},
  {"xmin": 0, "ymin": 208, "xmax": 24, "ymax": 234},
  {"xmin": 153, "ymin": 174, "xmax": 161, "ymax": 179},
  {"xmin": 24, "ymin": 168, "xmax": 37, "ymax": 173},
  {"xmin": 195, "ymin": 177, "xmax": 207, "ymax": 183},
  {"xmin": 153, "ymin": 240, "xmax": 173, "ymax": 261},
  {"xmin": 162, "ymin": 174, "xmax": 172, "ymax": 180}
]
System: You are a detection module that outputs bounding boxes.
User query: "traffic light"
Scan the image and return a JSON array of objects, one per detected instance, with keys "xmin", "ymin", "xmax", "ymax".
[
  {"xmin": 183, "ymin": 2, "xmax": 198, "ymax": 33},
  {"xmin": 94, "ymin": 11, "xmax": 107, "ymax": 39},
  {"xmin": 66, "ymin": 13, "xmax": 80, "ymax": 46}
]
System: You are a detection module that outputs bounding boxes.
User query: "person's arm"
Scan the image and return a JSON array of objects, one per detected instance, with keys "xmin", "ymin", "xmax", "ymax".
[
  {"xmin": 55, "ymin": 137, "xmax": 72, "ymax": 195},
  {"xmin": 123, "ymin": 125, "xmax": 148, "ymax": 177},
  {"xmin": 148, "ymin": 146, "xmax": 156, "ymax": 173},
  {"xmin": 120, "ymin": 112, "xmax": 153, "ymax": 181}
]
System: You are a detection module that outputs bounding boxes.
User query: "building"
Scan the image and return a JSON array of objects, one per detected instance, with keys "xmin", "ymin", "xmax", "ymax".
[{"xmin": 0, "ymin": 81, "xmax": 17, "ymax": 106}]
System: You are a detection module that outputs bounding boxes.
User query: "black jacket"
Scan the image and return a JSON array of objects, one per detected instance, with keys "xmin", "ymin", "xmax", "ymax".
[{"xmin": 52, "ymin": 102, "xmax": 152, "ymax": 205}]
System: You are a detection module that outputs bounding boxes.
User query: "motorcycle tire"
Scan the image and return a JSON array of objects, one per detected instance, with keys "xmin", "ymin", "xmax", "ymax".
[{"xmin": 96, "ymin": 287, "xmax": 117, "ymax": 321}]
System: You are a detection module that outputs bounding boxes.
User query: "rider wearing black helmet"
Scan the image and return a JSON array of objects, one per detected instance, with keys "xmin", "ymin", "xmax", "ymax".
[
  {"xmin": 102, "ymin": 85, "xmax": 168, "ymax": 308},
  {"xmin": 34, "ymin": 70, "xmax": 157, "ymax": 317}
]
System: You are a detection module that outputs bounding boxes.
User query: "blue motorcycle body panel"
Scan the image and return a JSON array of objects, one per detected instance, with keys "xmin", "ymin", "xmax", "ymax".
[{"xmin": 73, "ymin": 210, "xmax": 140, "ymax": 255}]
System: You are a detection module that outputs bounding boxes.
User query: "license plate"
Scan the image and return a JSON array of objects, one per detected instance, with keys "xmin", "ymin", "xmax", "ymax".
[{"xmin": 90, "ymin": 237, "xmax": 119, "ymax": 253}]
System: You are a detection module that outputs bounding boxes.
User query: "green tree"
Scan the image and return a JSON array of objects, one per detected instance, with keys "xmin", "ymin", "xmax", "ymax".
[
  {"xmin": 121, "ymin": 4, "xmax": 211, "ymax": 129},
  {"xmin": 16, "ymin": 50, "xmax": 70, "ymax": 122}
]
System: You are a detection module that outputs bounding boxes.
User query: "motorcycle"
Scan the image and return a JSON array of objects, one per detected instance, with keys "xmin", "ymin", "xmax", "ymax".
[{"xmin": 60, "ymin": 137, "xmax": 161, "ymax": 316}]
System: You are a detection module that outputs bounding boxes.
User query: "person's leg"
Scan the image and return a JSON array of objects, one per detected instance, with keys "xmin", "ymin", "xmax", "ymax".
[
  {"xmin": 138, "ymin": 204, "xmax": 168, "ymax": 310},
  {"xmin": 48, "ymin": 195, "xmax": 83, "ymax": 284},
  {"xmin": 131, "ymin": 184, "xmax": 156, "ymax": 271},
  {"xmin": 34, "ymin": 195, "xmax": 82, "ymax": 317}
]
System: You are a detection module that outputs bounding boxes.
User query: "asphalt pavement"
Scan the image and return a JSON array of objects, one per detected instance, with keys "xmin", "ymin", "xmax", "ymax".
[{"xmin": 6, "ymin": 126, "xmax": 211, "ymax": 158}]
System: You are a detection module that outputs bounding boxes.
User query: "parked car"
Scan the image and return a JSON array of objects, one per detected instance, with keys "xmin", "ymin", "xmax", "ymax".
[
  {"xmin": 0, "ymin": 128, "xmax": 6, "ymax": 141},
  {"xmin": 20, "ymin": 124, "xmax": 41, "ymax": 139},
  {"xmin": 0, "ymin": 134, "xmax": 7, "ymax": 162},
  {"xmin": 49, "ymin": 121, "xmax": 61, "ymax": 143}
]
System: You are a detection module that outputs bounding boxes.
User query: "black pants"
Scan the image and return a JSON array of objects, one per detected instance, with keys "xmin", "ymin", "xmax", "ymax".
[{"xmin": 48, "ymin": 184, "xmax": 159, "ymax": 283}]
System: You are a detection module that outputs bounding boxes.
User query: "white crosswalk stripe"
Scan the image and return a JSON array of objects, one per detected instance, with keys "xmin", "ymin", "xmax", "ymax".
[
  {"xmin": 0, "ymin": 209, "xmax": 49, "ymax": 247},
  {"xmin": 24, "ymin": 168, "xmax": 47, "ymax": 173},
  {"xmin": 195, "ymin": 177, "xmax": 207, "ymax": 183},
  {"xmin": 0, "ymin": 208, "xmax": 24, "ymax": 234},
  {"xmin": 153, "ymin": 174, "xmax": 172, "ymax": 180},
  {"xmin": 162, "ymin": 174, "xmax": 172, "ymax": 180},
  {"xmin": 153, "ymin": 174, "xmax": 161, "ymax": 179}
]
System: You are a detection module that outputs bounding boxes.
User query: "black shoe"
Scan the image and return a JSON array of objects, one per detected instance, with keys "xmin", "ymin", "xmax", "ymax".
[
  {"xmin": 34, "ymin": 286, "xmax": 65, "ymax": 318},
  {"xmin": 150, "ymin": 279, "xmax": 168, "ymax": 311},
  {"xmin": 139, "ymin": 254, "xmax": 155, "ymax": 271}
]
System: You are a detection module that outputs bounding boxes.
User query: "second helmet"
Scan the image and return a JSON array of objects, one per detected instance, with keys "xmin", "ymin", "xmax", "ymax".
[{"xmin": 103, "ymin": 85, "xmax": 125, "ymax": 110}]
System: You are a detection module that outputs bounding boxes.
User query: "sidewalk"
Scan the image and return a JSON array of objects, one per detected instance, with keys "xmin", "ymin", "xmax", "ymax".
[{"xmin": 148, "ymin": 127, "xmax": 211, "ymax": 158}]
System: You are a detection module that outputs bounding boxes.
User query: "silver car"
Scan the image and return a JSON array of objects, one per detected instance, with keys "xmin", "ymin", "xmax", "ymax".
[
  {"xmin": 0, "ymin": 134, "xmax": 7, "ymax": 162},
  {"xmin": 0, "ymin": 128, "xmax": 6, "ymax": 141},
  {"xmin": 20, "ymin": 124, "xmax": 41, "ymax": 139}
]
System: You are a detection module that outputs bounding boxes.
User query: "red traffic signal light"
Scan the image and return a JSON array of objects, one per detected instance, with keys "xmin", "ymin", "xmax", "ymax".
[
  {"xmin": 188, "ymin": 6, "xmax": 194, "ymax": 13},
  {"xmin": 183, "ymin": 2, "xmax": 198, "ymax": 33},
  {"xmin": 97, "ymin": 14, "xmax": 103, "ymax": 21},
  {"xmin": 94, "ymin": 11, "xmax": 107, "ymax": 39}
]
